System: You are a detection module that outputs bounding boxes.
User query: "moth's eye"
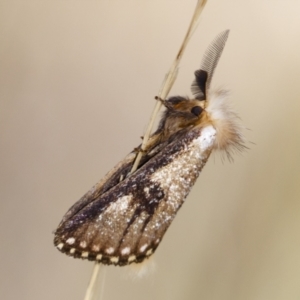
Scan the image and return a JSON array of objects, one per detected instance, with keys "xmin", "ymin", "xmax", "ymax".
[{"xmin": 191, "ymin": 106, "xmax": 203, "ymax": 117}]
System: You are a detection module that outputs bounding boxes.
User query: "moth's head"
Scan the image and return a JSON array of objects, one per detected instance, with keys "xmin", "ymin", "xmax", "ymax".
[
  {"xmin": 159, "ymin": 96, "xmax": 208, "ymax": 136},
  {"xmin": 165, "ymin": 96, "xmax": 205, "ymax": 119}
]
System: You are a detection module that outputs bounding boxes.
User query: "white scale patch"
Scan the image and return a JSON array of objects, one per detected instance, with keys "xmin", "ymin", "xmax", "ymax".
[
  {"xmin": 108, "ymin": 195, "xmax": 131, "ymax": 212},
  {"xmin": 96, "ymin": 254, "xmax": 102, "ymax": 260},
  {"xmin": 66, "ymin": 237, "xmax": 75, "ymax": 245},
  {"xmin": 194, "ymin": 125, "xmax": 216, "ymax": 151},
  {"xmin": 81, "ymin": 251, "xmax": 89, "ymax": 258},
  {"xmin": 146, "ymin": 249, "xmax": 153, "ymax": 256},
  {"xmin": 92, "ymin": 245, "xmax": 100, "ymax": 252},
  {"xmin": 110, "ymin": 257, "xmax": 119, "ymax": 263},
  {"xmin": 139, "ymin": 244, "xmax": 148, "ymax": 253},
  {"xmin": 121, "ymin": 247, "xmax": 131, "ymax": 255},
  {"xmin": 128, "ymin": 255, "xmax": 136, "ymax": 262},
  {"xmin": 80, "ymin": 241, "xmax": 87, "ymax": 248},
  {"xmin": 70, "ymin": 248, "xmax": 76, "ymax": 254},
  {"xmin": 106, "ymin": 247, "xmax": 114, "ymax": 254},
  {"xmin": 57, "ymin": 243, "xmax": 64, "ymax": 250}
]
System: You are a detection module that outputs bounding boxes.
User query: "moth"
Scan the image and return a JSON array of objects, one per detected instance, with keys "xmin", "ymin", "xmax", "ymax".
[{"xmin": 54, "ymin": 30, "xmax": 244, "ymax": 266}]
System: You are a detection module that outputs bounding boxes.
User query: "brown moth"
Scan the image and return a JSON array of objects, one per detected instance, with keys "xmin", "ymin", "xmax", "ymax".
[{"xmin": 54, "ymin": 30, "xmax": 244, "ymax": 266}]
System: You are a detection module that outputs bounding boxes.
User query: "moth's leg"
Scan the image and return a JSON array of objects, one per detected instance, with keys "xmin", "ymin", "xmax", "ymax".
[
  {"xmin": 132, "ymin": 146, "xmax": 146, "ymax": 154},
  {"xmin": 133, "ymin": 130, "xmax": 163, "ymax": 155},
  {"xmin": 154, "ymin": 96, "xmax": 166, "ymax": 105},
  {"xmin": 142, "ymin": 132, "xmax": 162, "ymax": 153}
]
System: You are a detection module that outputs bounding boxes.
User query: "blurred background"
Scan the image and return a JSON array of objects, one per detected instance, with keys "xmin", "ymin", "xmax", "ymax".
[{"xmin": 1, "ymin": 1, "xmax": 300, "ymax": 299}]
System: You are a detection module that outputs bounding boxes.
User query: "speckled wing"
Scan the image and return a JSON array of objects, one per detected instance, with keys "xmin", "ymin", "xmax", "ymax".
[
  {"xmin": 58, "ymin": 151, "xmax": 137, "ymax": 226},
  {"xmin": 54, "ymin": 125, "xmax": 216, "ymax": 266},
  {"xmin": 58, "ymin": 138, "xmax": 169, "ymax": 227}
]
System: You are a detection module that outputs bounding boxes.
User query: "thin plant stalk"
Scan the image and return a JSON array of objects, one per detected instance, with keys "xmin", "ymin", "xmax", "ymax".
[
  {"xmin": 83, "ymin": 263, "xmax": 106, "ymax": 300},
  {"xmin": 83, "ymin": 1, "xmax": 207, "ymax": 299}
]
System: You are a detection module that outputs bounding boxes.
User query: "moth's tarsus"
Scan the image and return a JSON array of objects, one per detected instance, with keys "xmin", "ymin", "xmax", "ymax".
[
  {"xmin": 154, "ymin": 96, "xmax": 165, "ymax": 104},
  {"xmin": 133, "ymin": 146, "xmax": 146, "ymax": 154},
  {"xmin": 54, "ymin": 30, "xmax": 245, "ymax": 266}
]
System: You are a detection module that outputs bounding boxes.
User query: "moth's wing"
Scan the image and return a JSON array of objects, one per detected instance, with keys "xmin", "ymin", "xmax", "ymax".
[
  {"xmin": 54, "ymin": 126, "xmax": 216, "ymax": 266},
  {"xmin": 59, "ymin": 151, "xmax": 137, "ymax": 225},
  {"xmin": 59, "ymin": 140, "xmax": 168, "ymax": 226},
  {"xmin": 191, "ymin": 30, "xmax": 230, "ymax": 100}
]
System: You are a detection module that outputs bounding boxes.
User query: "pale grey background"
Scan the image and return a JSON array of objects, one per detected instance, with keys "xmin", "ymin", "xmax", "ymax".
[{"xmin": 1, "ymin": 1, "xmax": 300, "ymax": 300}]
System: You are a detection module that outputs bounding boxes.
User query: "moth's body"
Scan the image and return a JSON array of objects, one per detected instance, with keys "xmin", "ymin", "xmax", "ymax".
[{"xmin": 54, "ymin": 30, "xmax": 245, "ymax": 266}]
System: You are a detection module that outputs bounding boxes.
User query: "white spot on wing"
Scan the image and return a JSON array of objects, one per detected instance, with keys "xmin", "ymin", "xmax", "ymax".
[
  {"xmin": 66, "ymin": 237, "xmax": 75, "ymax": 245},
  {"xmin": 92, "ymin": 245, "xmax": 100, "ymax": 252},
  {"xmin": 96, "ymin": 254, "xmax": 102, "ymax": 260},
  {"xmin": 70, "ymin": 248, "xmax": 76, "ymax": 254},
  {"xmin": 110, "ymin": 256, "xmax": 119, "ymax": 263},
  {"xmin": 146, "ymin": 249, "xmax": 153, "ymax": 256},
  {"xmin": 106, "ymin": 247, "xmax": 114, "ymax": 254},
  {"xmin": 139, "ymin": 244, "xmax": 148, "ymax": 253},
  {"xmin": 81, "ymin": 251, "xmax": 89, "ymax": 258},
  {"xmin": 106, "ymin": 195, "xmax": 131, "ymax": 213},
  {"xmin": 80, "ymin": 241, "xmax": 87, "ymax": 248},
  {"xmin": 57, "ymin": 243, "xmax": 64, "ymax": 250},
  {"xmin": 121, "ymin": 247, "xmax": 130, "ymax": 255},
  {"xmin": 128, "ymin": 255, "xmax": 136, "ymax": 262}
]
